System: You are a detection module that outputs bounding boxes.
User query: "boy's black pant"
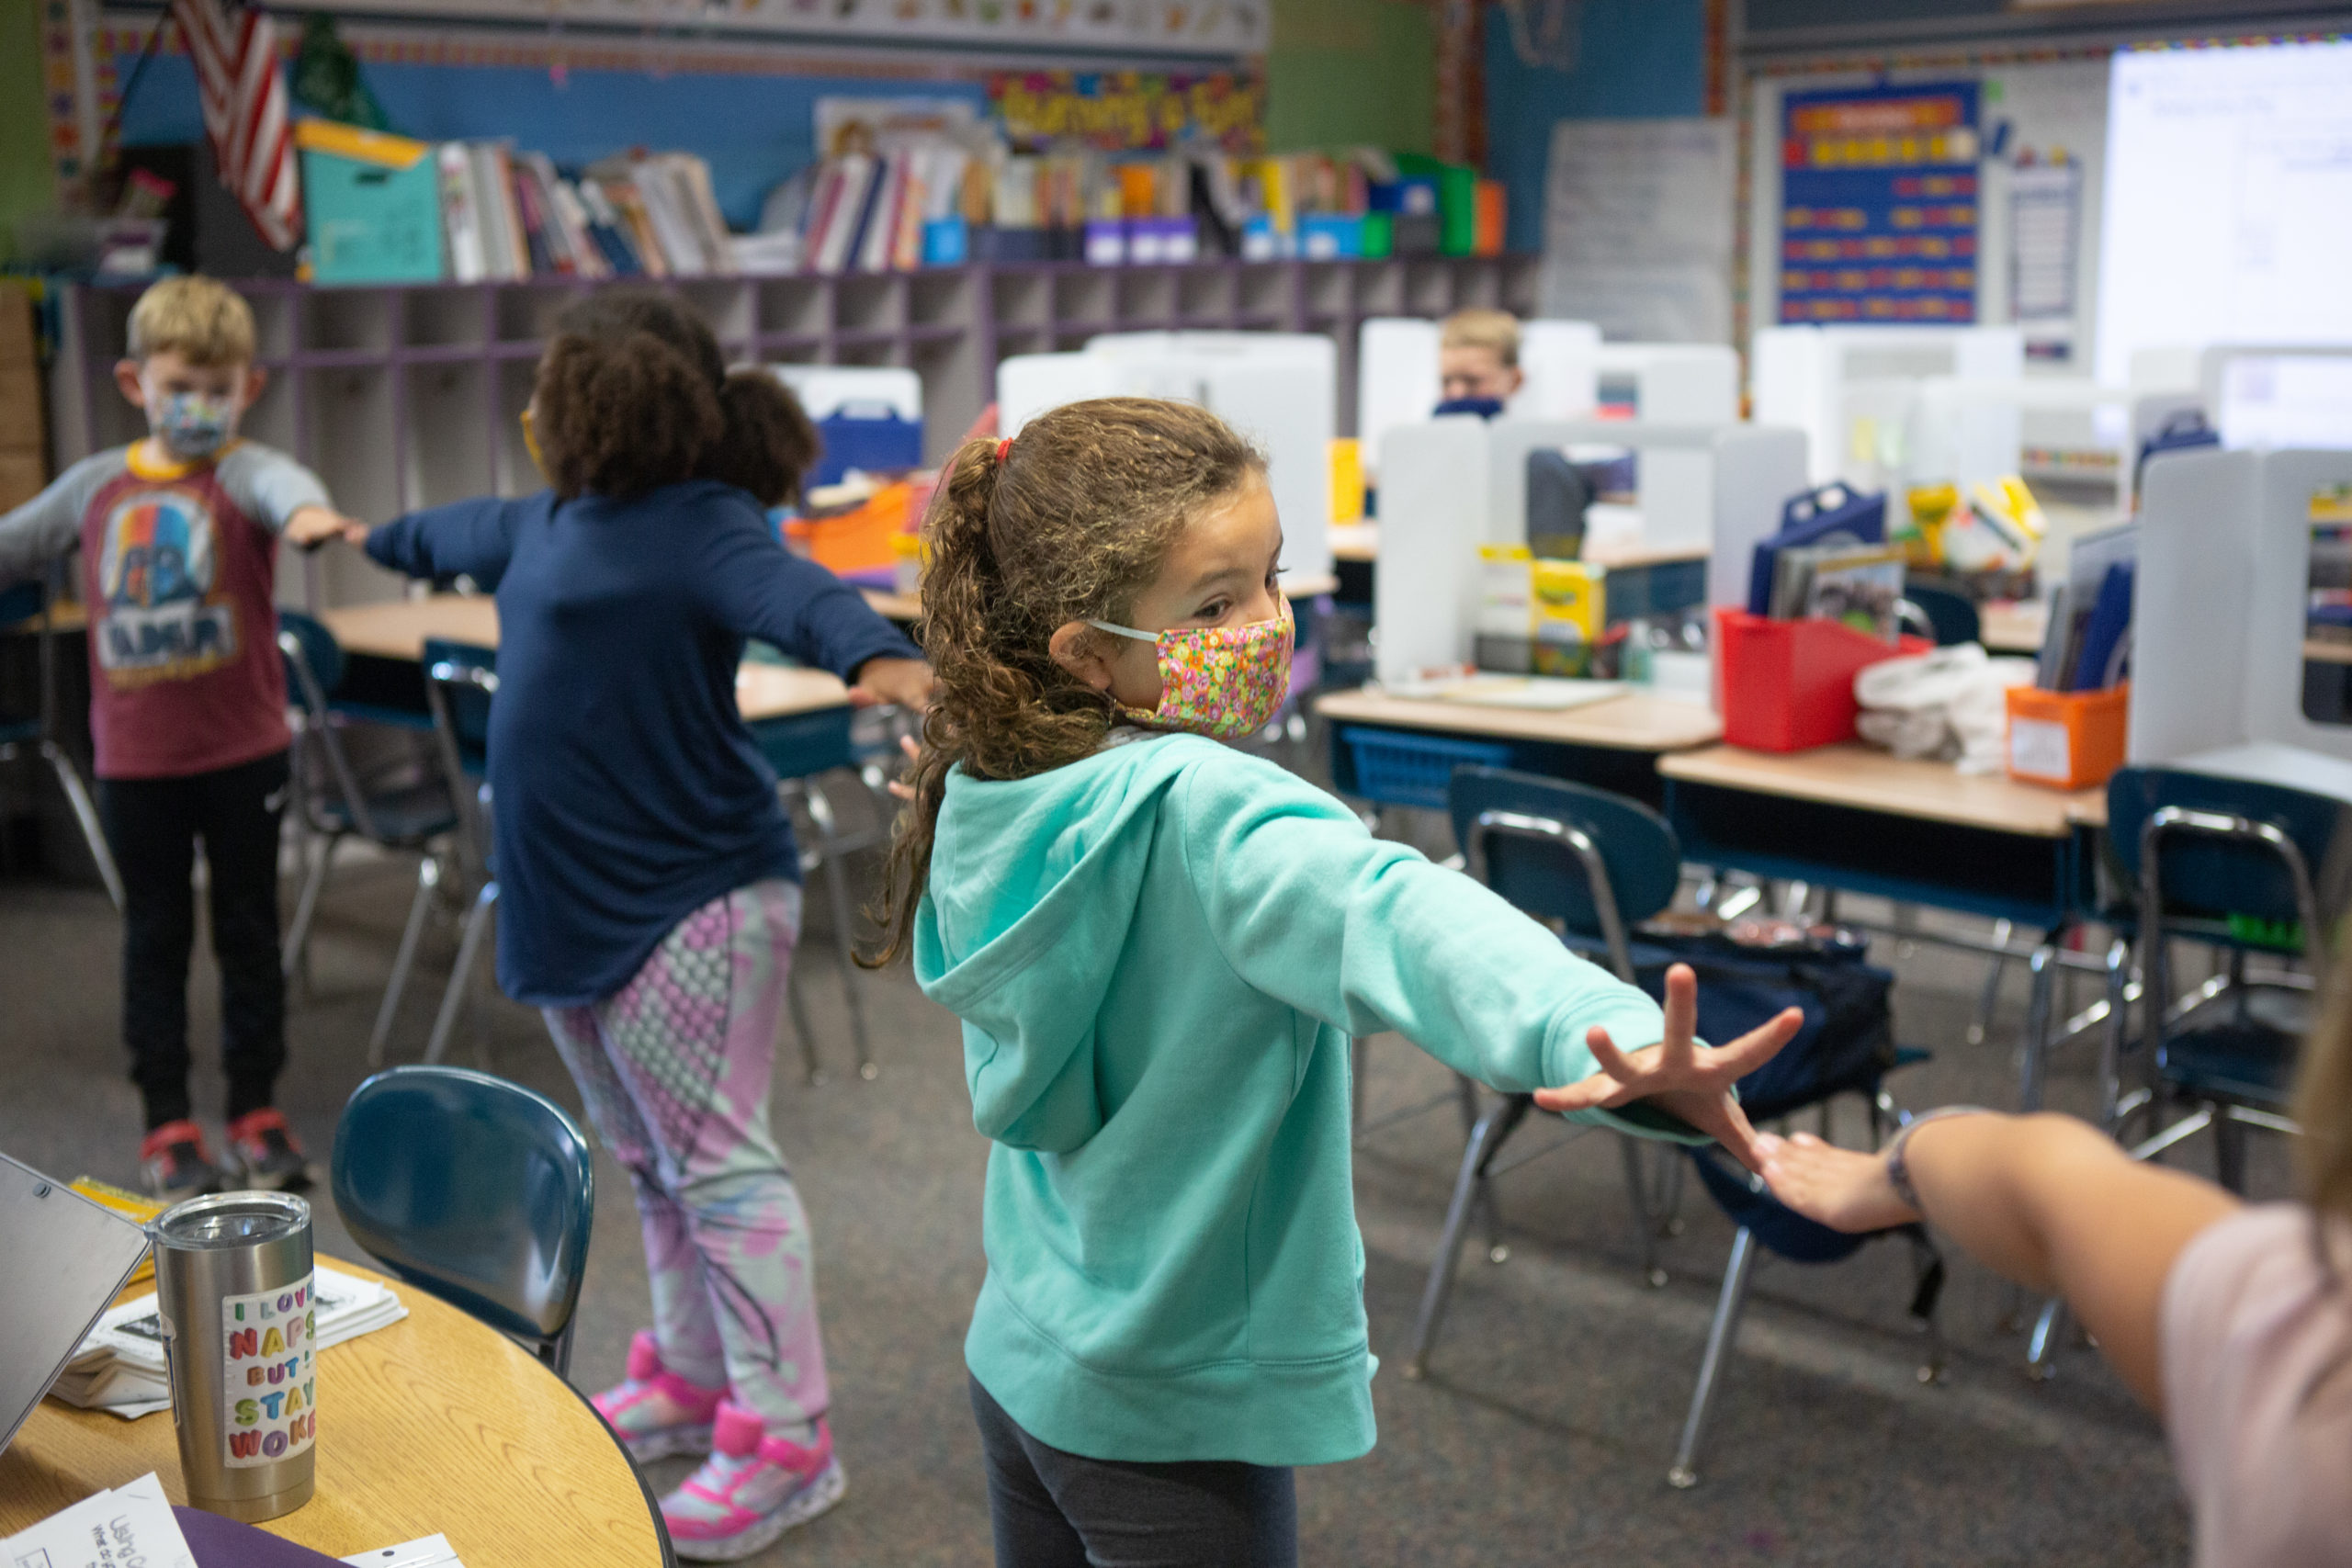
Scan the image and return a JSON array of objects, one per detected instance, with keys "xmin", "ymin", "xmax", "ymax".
[{"xmin": 98, "ymin": 750, "xmax": 289, "ymax": 1131}]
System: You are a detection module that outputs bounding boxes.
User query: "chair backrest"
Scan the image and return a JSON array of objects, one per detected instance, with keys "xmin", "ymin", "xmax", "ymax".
[
  {"xmin": 1898, "ymin": 584, "xmax": 1981, "ymax": 648},
  {"xmin": 331, "ymin": 1066, "xmax": 593, "ymax": 1364},
  {"xmin": 277, "ymin": 609, "xmax": 346, "ymax": 705},
  {"xmin": 421, "ymin": 637, "xmax": 495, "ymax": 775},
  {"xmin": 1447, "ymin": 766, "xmax": 1681, "ymax": 979},
  {"xmin": 2106, "ymin": 766, "xmax": 2346, "ymax": 959}
]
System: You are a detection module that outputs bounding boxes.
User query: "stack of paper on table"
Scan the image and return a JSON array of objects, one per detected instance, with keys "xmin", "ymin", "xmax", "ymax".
[
  {"xmin": 0, "ymin": 1472, "xmax": 196, "ymax": 1567},
  {"xmin": 1385, "ymin": 674, "xmax": 1626, "ymax": 710},
  {"xmin": 51, "ymin": 1265, "xmax": 406, "ymax": 1419}
]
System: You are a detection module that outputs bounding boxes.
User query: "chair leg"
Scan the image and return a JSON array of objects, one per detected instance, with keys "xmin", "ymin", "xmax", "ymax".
[
  {"xmin": 1405, "ymin": 1094, "xmax": 1532, "ymax": 1380},
  {"xmin": 1451, "ymin": 1072, "xmax": 1509, "ymax": 1260},
  {"xmin": 2213, "ymin": 1111, "xmax": 2249, "ymax": 1195},
  {"xmin": 1969, "ymin": 918, "xmax": 2014, "ymax": 1045},
  {"xmin": 369, "ymin": 855, "xmax": 441, "ymax": 1067},
  {"xmin": 1620, "ymin": 1136, "xmax": 1667, "ymax": 1287},
  {"xmin": 41, "ymin": 740, "xmax": 123, "ymax": 909},
  {"xmin": 425, "ymin": 881, "xmax": 498, "ymax": 1066},
  {"xmin": 543, "ymin": 1315, "xmax": 578, "ymax": 1378},
  {"xmin": 1668, "ymin": 1225, "xmax": 1758, "ymax": 1490},
  {"xmin": 2096, "ymin": 937, "xmax": 2132, "ymax": 1134},
  {"xmin": 787, "ymin": 967, "xmax": 825, "ymax": 1087},
  {"xmin": 281, "ymin": 830, "xmax": 343, "ymax": 980},
  {"xmin": 2016, "ymin": 937, "xmax": 2060, "ymax": 1111},
  {"xmin": 805, "ymin": 781, "xmax": 876, "ymax": 1081},
  {"xmin": 2025, "ymin": 1295, "xmax": 2067, "ymax": 1381}
]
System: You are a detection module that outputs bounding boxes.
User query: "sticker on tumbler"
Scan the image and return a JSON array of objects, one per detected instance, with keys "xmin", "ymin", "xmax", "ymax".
[{"xmin": 220, "ymin": 1272, "xmax": 316, "ymax": 1466}]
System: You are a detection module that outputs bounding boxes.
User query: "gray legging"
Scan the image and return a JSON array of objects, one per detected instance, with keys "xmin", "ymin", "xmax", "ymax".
[{"xmin": 968, "ymin": 1376, "xmax": 1298, "ymax": 1568}]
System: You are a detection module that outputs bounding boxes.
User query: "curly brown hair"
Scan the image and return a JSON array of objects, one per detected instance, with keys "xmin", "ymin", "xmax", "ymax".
[
  {"xmin": 707, "ymin": 370, "xmax": 822, "ymax": 507},
  {"xmin": 530, "ymin": 288, "xmax": 820, "ymax": 506},
  {"xmin": 863, "ymin": 397, "xmax": 1265, "ymax": 966}
]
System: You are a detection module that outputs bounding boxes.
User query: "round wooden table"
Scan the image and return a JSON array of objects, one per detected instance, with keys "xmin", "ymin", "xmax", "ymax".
[{"xmin": 0, "ymin": 1258, "xmax": 670, "ymax": 1566}]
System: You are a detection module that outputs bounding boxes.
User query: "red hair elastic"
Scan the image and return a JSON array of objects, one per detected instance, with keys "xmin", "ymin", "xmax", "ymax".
[{"xmin": 996, "ymin": 437, "xmax": 1014, "ymax": 463}]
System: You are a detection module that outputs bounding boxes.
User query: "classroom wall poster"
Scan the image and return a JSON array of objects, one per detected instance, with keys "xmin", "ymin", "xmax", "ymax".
[
  {"xmin": 1778, "ymin": 81, "xmax": 1981, "ymax": 324},
  {"xmin": 989, "ymin": 70, "xmax": 1263, "ymax": 152}
]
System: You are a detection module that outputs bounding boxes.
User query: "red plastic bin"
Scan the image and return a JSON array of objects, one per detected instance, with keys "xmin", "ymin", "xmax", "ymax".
[{"xmin": 1714, "ymin": 608, "xmax": 1930, "ymax": 752}]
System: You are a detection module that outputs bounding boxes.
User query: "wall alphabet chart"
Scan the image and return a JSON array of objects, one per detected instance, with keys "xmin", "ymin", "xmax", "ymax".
[{"xmin": 1777, "ymin": 81, "xmax": 1982, "ymax": 325}]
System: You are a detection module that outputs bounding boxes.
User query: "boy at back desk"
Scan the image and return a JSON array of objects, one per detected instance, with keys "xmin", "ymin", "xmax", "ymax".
[{"xmin": 0, "ymin": 276, "xmax": 362, "ymax": 1200}]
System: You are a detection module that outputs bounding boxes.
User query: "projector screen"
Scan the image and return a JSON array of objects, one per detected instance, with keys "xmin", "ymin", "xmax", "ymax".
[{"xmin": 2095, "ymin": 39, "xmax": 2352, "ymax": 388}]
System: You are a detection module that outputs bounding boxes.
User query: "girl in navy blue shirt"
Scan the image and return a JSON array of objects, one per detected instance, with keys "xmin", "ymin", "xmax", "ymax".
[{"xmin": 360, "ymin": 291, "xmax": 927, "ymax": 1559}]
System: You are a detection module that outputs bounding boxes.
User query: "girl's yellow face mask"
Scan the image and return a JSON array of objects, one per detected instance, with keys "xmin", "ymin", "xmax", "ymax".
[{"xmin": 520, "ymin": 407, "xmax": 546, "ymax": 480}]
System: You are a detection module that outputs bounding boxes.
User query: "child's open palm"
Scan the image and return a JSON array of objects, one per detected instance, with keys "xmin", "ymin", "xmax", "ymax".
[{"xmin": 1534, "ymin": 964, "xmax": 1801, "ymax": 1174}]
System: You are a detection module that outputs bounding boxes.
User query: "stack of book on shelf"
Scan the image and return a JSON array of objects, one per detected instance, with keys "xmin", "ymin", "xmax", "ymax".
[
  {"xmin": 435, "ymin": 142, "xmax": 742, "ymax": 281},
  {"xmin": 785, "ymin": 141, "xmax": 983, "ymax": 276}
]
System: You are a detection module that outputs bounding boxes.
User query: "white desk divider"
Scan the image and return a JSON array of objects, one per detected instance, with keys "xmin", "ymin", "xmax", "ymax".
[
  {"xmin": 2132, "ymin": 446, "xmax": 2352, "ymax": 766},
  {"xmin": 1373, "ymin": 414, "xmax": 1808, "ymax": 683},
  {"xmin": 1592, "ymin": 344, "xmax": 1740, "ymax": 425},
  {"xmin": 1752, "ymin": 324, "xmax": 2023, "ymax": 490},
  {"xmin": 1357, "ymin": 317, "xmax": 1443, "ymax": 482},
  {"xmin": 771, "ymin": 364, "xmax": 922, "ymax": 422},
  {"xmin": 995, "ymin": 333, "xmax": 1334, "ymax": 580},
  {"xmin": 1374, "ymin": 416, "xmax": 1492, "ymax": 685},
  {"xmin": 1355, "ymin": 317, "xmax": 1602, "ymax": 479},
  {"xmin": 1516, "ymin": 321, "xmax": 1601, "ymax": 423},
  {"xmin": 997, "ymin": 352, "xmax": 1123, "ymax": 435}
]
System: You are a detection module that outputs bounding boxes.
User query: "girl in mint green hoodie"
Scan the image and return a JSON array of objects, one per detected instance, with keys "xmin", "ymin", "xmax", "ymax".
[{"xmin": 871, "ymin": 398, "xmax": 1799, "ymax": 1567}]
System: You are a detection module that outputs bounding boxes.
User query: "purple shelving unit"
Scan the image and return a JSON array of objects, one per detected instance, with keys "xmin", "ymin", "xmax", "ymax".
[{"xmin": 51, "ymin": 255, "xmax": 1536, "ymax": 606}]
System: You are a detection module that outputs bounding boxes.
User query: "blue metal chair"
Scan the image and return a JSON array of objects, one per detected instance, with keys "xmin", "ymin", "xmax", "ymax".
[
  {"xmin": 754, "ymin": 699, "xmax": 878, "ymax": 1085},
  {"xmin": 1404, "ymin": 767, "xmax": 1701, "ymax": 1384},
  {"xmin": 1897, "ymin": 583, "xmax": 1982, "ymax": 648},
  {"xmin": 277, "ymin": 610, "xmax": 459, "ymax": 999},
  {"xmin": 0, "ymin": 576, "xmax": 122, "ymax": 907},
  {"xmin": 414, "ymin": 638, "xmax": 500, "ymax": 1068},
  {"xmin": 331, "ymin": 1065, "xmax": 594, "ymax": 1372},
  {"xmin": 2104, "ymin": 766, "xmax": 2339, "ymax": 1185}
]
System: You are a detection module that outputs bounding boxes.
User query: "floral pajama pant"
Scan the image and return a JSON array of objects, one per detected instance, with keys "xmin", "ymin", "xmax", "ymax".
[{"xmin": 544, "ymin": 878, "xmax": 830, "ymax": 1430}]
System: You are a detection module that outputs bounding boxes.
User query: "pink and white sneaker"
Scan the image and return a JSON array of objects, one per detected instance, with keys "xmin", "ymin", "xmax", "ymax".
[
  {"xmin": 662, "ymin": 1400, "xmax": 846, "ymax": 1562},
  {"xmin": 592, "ymin": 1331, "xmax": 725, "ymax": 1462}
]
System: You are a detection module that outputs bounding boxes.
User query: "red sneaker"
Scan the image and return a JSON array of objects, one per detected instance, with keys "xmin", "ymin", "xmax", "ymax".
[
  {"xmin": 141, "ymin": 1119, "xmax": 232, "ymax": 1203},
  {"xmin": 226, "ymin": 1108, "xmax": 314, "ymax": 1192}
]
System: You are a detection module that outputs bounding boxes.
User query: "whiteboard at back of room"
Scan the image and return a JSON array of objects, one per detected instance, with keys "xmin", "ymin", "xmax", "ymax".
[{"xmin": 2096, "ymin": 39, "xmax": 2352, "ymax": 388}]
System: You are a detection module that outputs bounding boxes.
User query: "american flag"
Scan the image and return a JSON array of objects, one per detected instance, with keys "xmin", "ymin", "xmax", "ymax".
[{"xmin": 172, "ymin": 0, "xmax": 301, "ymax": 251}]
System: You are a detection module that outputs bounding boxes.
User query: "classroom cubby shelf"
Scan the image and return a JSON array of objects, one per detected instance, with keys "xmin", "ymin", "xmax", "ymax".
[{"xmin": 51, "ymin": 254, "xmax": 1535, "ymax": 607}]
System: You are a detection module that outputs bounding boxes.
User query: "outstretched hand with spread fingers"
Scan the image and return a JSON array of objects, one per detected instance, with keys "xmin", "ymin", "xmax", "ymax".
[{"xmin": 1532, "ymin": 964, "xmax": 1803, "ymax": 1173}]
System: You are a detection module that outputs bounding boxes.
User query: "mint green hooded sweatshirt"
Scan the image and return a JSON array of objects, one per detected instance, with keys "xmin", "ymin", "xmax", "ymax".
[{"xmin": 915, "ymin": 732, "xmax": 1695, "ymax": 1469}]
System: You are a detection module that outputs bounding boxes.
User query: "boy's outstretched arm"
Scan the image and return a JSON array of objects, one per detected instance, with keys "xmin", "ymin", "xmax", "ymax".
[
  {"xmin": 0, "ymin": 457, "xmax": 113, "ymax": 583},
  {"xmin": 1756, "ymin": 1111, "xmax": 2239, "ymax": 1411}
]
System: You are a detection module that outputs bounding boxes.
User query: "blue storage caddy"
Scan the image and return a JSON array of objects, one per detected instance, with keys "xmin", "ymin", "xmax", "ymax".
[
  {"xmin": 1747, "ymin": 480, "xmax": 1887, "ymax": 615},
  {"xmin": 1340, "ymin": 727, "xmax": 1512, "ymax": 811},
  {"xmin": 811, "ymin": 408, "xmax": 923, "ymax": 487}
]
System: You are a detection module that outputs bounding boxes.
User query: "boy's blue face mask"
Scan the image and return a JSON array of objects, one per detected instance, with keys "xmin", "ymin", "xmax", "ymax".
[{"xmin": 148, "ymin": 389, "xmax": 240, "ymax": 459}]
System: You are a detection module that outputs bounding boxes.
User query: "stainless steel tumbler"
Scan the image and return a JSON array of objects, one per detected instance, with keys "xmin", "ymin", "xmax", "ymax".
[{"xmin": 152, "ymin": 1191, "xmax": 318, "ymax": 1521}]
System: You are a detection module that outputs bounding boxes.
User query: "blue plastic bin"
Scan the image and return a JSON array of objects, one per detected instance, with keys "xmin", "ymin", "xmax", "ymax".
[{"xmin": 1340, "ymin": 727, "xmax": 1512, "ymax": 811}]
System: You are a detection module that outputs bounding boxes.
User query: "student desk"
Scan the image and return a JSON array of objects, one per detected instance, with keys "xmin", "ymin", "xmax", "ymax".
[
  {"xmin": 0, "ymin": 1257, "xmax": 672, "ymax": 1565},
  {"xmin": 317, "ymin": 596, "xmax": 855, "ymax": 723},
  {"xmin": 1314, "ymin": 687, "xmax": 1722, "ymax": 808},
  {"xmin": 1658, "ymin": 743, "xmax": 2098, "ymax": 931}
]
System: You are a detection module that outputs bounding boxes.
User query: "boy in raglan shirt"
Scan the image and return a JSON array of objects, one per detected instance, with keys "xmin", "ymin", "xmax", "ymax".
[{"xmin": 0, "ymin": 276, "xmax": 363, "ymax": 1198}]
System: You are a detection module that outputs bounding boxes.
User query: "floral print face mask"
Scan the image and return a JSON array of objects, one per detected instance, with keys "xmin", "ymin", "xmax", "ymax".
[{"xmin": 1089, "ymin": 593, "xmax": 1295, "ymax": 740}]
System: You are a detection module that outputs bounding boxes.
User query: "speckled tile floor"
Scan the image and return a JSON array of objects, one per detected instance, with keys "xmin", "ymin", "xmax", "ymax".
[{"xmin": 4, "ymin": 797, "xmax": 2266, "ymax": 1565}]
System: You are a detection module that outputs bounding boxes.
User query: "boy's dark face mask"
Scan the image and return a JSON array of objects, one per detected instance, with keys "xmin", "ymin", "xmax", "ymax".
[{"xmin": 1432, "ymin": 395, "xmax": 1507, "ymax": 421}]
